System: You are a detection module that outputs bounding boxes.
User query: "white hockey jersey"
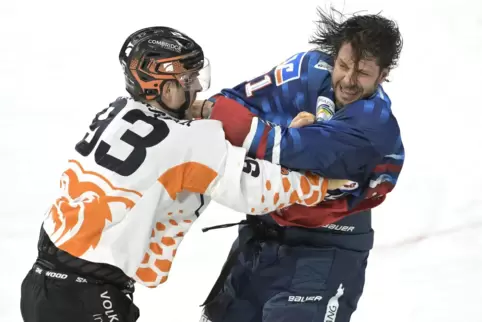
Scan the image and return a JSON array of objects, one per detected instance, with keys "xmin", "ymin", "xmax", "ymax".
[{"xmin": 42, "ymin": 97, "xmax": 329, "ymax": 288}]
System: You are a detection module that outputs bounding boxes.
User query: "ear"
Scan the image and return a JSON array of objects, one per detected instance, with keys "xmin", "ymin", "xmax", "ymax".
[
  {"xmin": 378, "ymin": 69, "xmax": 389, "ymax": 84},
  {"xmin": 160, "ymin": 80, "xmax": 176, "ymax": 104},
  {"xmin": 161, "ymin": 81, "xmax": 172, "ymax": 96}
]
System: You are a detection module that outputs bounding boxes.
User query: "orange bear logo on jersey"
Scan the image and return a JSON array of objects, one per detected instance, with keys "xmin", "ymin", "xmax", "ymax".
[{"xmin": 49, "ymin": 161, "xmax": 138, "ymax": 257}]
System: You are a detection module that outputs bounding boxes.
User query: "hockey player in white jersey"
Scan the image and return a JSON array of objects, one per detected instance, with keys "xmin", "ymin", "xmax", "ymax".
[{"xmin": 19, "ymin": 26, "xmax": 347, "ymax": 322}]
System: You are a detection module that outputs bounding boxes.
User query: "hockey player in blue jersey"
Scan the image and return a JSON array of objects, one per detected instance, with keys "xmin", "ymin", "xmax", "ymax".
[{"xmin": 194, "ymin": 8, "xmax": 404, "ymax": 322}]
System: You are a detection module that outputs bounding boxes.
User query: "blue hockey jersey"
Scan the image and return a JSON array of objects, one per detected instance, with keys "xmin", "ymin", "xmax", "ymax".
[{"xmin": 208, "ymin": 49, "xmax": 404, "ymax": 250}]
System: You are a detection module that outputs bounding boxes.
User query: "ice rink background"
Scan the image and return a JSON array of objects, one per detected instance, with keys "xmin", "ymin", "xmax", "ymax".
[{"xmin": 1, "ymin": 0, "xmax": 481, "ymax": 321}]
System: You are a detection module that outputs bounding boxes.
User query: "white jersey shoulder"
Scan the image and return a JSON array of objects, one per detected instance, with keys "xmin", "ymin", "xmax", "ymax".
[{"xmin": 43, "ymin": 97, "xmax": 328, "ymax": 288}]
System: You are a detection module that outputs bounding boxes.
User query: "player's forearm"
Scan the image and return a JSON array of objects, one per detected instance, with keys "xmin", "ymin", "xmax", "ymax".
[
  {"xmin": 206, "ymin": 97, "xmax": 342, "ymax": 175},
  {"xmin": 207, "ymin": 96, "xmax": 273, "ymax": 158},
  {"xmin": 205, "ymin": 142, "xmax": 330, "ymax": 215}
]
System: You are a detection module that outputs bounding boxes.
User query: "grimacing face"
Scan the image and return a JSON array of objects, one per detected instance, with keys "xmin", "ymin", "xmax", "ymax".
[{"xmin": 332, "ymin": 42, "xmax": 388, "ymax": 107}]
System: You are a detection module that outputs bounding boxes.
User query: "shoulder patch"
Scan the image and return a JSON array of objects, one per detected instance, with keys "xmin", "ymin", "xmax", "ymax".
[{"xmin": 313, "ymin": 60, "xmax": 333, "ymax": 72}]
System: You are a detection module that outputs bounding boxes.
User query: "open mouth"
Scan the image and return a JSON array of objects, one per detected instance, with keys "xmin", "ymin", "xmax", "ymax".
[{"xmin": 340, "ymin": 85, "xmax": 359, "ymax": 96}]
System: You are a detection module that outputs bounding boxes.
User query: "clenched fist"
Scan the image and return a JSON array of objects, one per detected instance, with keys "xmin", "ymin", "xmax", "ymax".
[
  {"xmin": 289, "ymin": 112, "xmax": 316, "ymax": 128},
  {"xmin": 326, "ymin": 179, "xmax": 350, "ymax": 190}
]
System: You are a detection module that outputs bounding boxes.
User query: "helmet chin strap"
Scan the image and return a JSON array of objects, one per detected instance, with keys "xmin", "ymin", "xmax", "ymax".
[{"xmin": 154, "ymin": 81, "xmax": 191, "ymax": 119}]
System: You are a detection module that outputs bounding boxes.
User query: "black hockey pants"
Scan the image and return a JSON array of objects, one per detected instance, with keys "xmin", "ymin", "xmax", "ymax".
[{"xmin": 20, "ymin": 262, "xmax": 140, "ymax": 322}]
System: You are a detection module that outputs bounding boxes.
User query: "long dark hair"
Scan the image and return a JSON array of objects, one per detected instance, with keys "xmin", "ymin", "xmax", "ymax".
[{"xmin": 309, "ymin": 7, "xmax": 403, "ymax": 71}]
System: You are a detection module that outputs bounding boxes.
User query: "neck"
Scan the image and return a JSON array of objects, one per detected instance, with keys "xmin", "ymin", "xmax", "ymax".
[{"xmin": 143, "ymin": 99, "xmax": 181, "ymax": 119}]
